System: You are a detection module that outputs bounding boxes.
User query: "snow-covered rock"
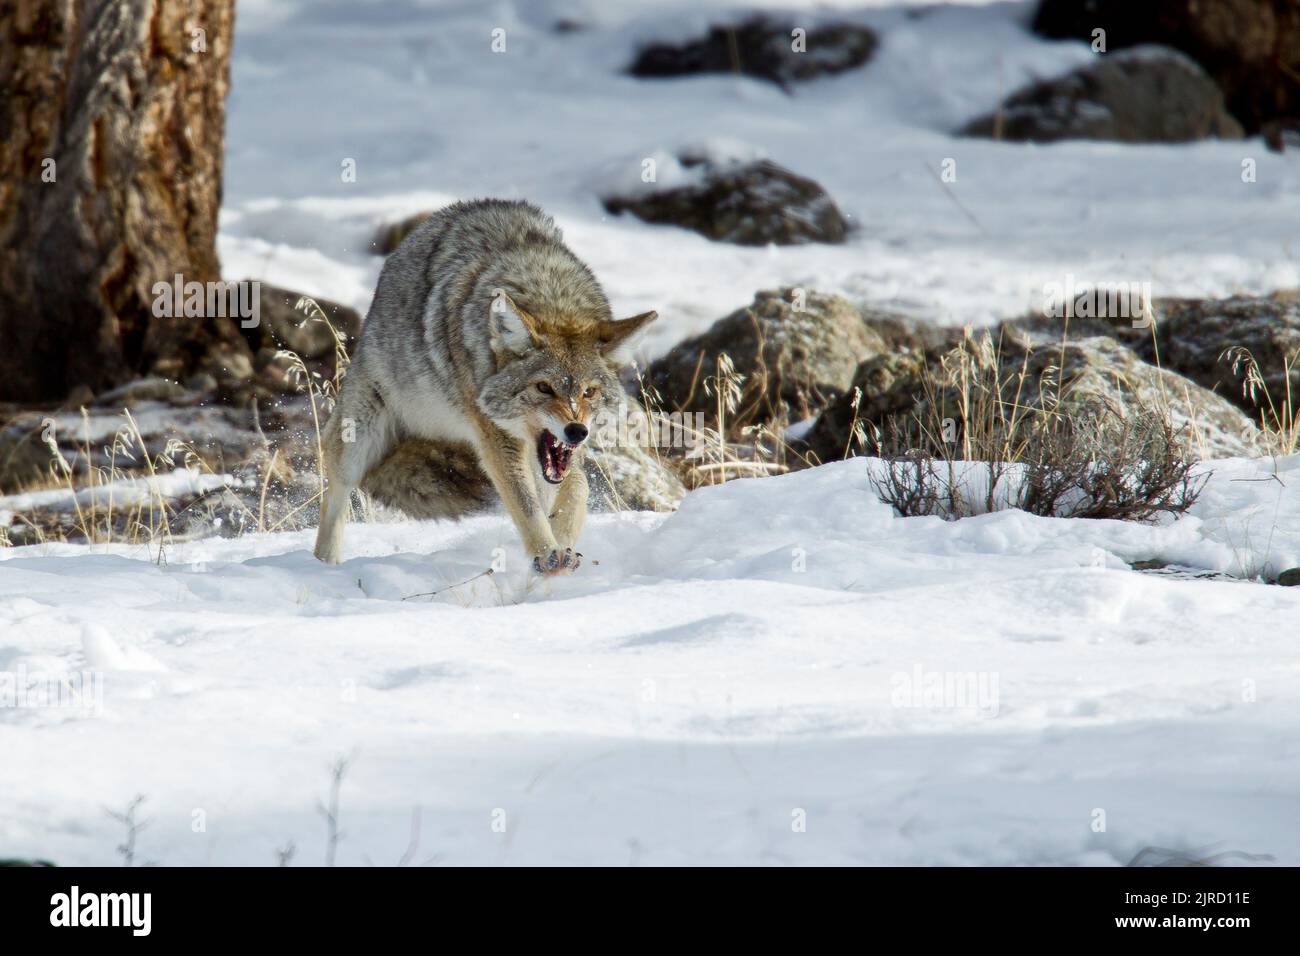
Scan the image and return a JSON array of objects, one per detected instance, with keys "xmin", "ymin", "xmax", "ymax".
[
  {"xmin": 647, "ymin": 289, "xmax": 888, "ymax": 434},
  {"xmin": 961, "ymin": 47, "xmax": 1243, "ymax": 143}
]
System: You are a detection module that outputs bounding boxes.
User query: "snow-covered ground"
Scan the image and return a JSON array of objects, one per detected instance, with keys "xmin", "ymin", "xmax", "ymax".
[
  {"xmin": 2, "ymin": 457, "xmax": 1299, "ymax": 865},
  {"xmin": 4, "ymin": 0, "xmax": 1300, "ymax": 866}
]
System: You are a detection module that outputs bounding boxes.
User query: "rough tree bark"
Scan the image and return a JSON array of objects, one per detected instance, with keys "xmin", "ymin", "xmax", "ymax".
[{"xmin": 0, "ymin": 0, "xmax": 246, "ymax": 403}]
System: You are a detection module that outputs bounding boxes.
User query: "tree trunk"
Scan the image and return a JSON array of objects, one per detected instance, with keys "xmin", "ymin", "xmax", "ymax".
[{"xmin": 0, "ymin": 0, "xmax": 245, "ymax": 403}]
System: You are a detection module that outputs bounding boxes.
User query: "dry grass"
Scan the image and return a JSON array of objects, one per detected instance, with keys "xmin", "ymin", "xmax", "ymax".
[
  {"xmin": 4, "ymin": 409, "xmax": 238, "ymax": 557},
  {"xmin": 636, "ymin": 351, "xmax": 801, "ymax": 490},
  {"xmin": 1222, "ymin": 344, "xmax": 1299, "ymax": 456},
  {"xmin": 1, "ymin": 297, "xmax": 348, "ymax": 551}
]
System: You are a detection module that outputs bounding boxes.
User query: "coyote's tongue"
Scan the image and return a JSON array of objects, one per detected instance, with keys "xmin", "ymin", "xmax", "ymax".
[{"xmin": 538, "ymin": 431, "xmax": 572, "ymax": 484}]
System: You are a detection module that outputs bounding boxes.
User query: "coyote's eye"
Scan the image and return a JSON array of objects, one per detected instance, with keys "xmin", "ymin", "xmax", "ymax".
[
  {"xmin": 535, "ymin": 382, "xmax": 554, "ymax": 396},
  {"xmin": 583, "ymin": 386, "xmax": 598, "ymax": 399}
]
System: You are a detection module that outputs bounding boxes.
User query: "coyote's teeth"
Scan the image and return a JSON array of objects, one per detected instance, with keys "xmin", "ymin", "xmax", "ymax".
[{"xmin": 538, "ymin": 430, "xmax": 571, "ymax": 484}]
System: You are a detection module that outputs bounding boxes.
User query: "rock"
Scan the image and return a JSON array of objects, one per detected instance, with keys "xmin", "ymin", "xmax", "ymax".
[
  {"xmin": 802, "ymin": 331, "xmax": 1261, "ymax": 464},
  {"xmin": 585, "ymin": 441, "xmax": 687, "ymax": 512},
  {"xmin": 64, "ymin": 384, "xmax": 95, "ymax": 409},
  {"xmin": 1004, "ymin": 290, "xmax": 1300, "ymax": 418},
  {"xmin": 993, "ymin": 332, "xmax": 1259, "ymax": 459},
  {"xmin": 249, "ymin": 283, "xmax": 362, "ymax": 364},
  {"xmin": 1135, "ymin": 293, "xmax": 1300, "ymax": 415},
  {"xmin": 184, "ymin": 372, "xmax": 219, "ymax": 395},
  {"xmin": 602, "ymin": 154, "xmax": 849, "ymax": 246},
  {"xmin": 255, "ymin": 352, "xmax": 300, "ymax": 394},
  {"xmin": 646, "ymin": 289, "xmax": 889, "ymax": 436},
  {"xmin": 799, "ymin": 350, "xmax": 930, "ymax": 463},
  {"xmin": 201, "ymin": 346, "xmax": 256, "ymax": 388},
  {"xmin": 1278, "ymin": 567, "xmax": 1300, "ymax": 586},
  {"xmin": 1, "ymin": 392, "xmax": 335, "ymax": 542},
  {"xmin": 169, "ymin": 486, "xmax": 257, "ymax": 540},
  {"xmin": 93, "ymin": 377, "xmax": 188, "ymax": 408},
  {"xmin": 859, "ymin": 313, "xmax": 962, "ymax": 355},
  {"xmin": 0, "ymin": 419, "xmax": 53, "ymax": 492},
  {"xmin": 1003, "ymin": 311, "xmax": 1150, "ymax": 351},
  {"xmin": 628, "ymin": 17, "xmax": 877, "ymax": 89},
  {"xmin": 962, "ymin": 47, "xmax": 1243, "ymax": 143},
  {"xmin": 1262, "ymin": 118, "xmax": 1300, "ymax": 153},
  {"xmin": 1032, "ymin": 0, "xmax": 1300, "ymax": 135},
  {"xmin": 371, "ymin": 212, "xmax": 432, "ymax": 255}
]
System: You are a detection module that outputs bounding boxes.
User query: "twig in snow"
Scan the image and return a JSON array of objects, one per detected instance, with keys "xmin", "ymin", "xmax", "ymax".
[
  {"xmin": 396, "ymin": 806, "xmax": 422, "ymax": 867},
  {"xmin": 105, "ymin": 794, "xmax": 150, "ymax": 867},
  {"xmin": 401, "ymin": 566, "xmax": 494, "ymax": 602},
  {"xmin": 317, "ymin": 755, "xmax": 351, "ymax": 866}
]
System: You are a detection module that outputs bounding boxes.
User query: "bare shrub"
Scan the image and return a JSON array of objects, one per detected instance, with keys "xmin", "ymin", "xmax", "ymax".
[
  {"xmin": 1017, "ymin": 402, "xmax": 1205, "ymax": 520},
  {"xmin": 869, "ymin": 332, "xmax": 1205, "ymax": 522}
]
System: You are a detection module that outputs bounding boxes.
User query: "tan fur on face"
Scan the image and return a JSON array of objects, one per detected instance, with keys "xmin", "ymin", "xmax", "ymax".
[{"xmin": 541, "ymin": 391, "xmax": 593, "ymax": 430}]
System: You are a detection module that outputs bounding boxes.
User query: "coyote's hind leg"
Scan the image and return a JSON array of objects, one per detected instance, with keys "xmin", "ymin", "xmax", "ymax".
[{"xmin": 314, "ymin": 386, "xmax": 394, "ymax": 564}]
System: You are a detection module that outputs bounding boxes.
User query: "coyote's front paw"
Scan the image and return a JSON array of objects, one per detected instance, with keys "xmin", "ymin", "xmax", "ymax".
[{"xmin": 532, "ymin": 547, "xmax": 582, "ymax": 575}]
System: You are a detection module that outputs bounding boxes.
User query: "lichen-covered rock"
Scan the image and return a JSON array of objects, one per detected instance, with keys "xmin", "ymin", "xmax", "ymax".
[
  {"xmin": 603, "ymin": 155, "xmax": 849, "ymax": 246},
  {"xmin": 1005, "ymin": 334, "xmax": 1258, "ymax": 458},
  {"xmin": 646, "ymin": 289, "xmax": 889, "ymax": 435},
  {"xmin": 802, "ymin": 331, "xmax": 1260, "ymax": 463},
  {"xmin": 628, "ymin": 17, "xmax": 877, "ymax": 89},
  {"xmin": 1008, "ymin": 292, "xmax": 1300, "ymax": 419},
  {"xmin": 92, "ymin": 377, "xmax": 191, "ymax": 408},
  {"xmin": 962, "ymin": 47, "xmax": 1243, "ymax": 143},
  {"xmin": 799, "ymin": 350, "xmax": 931, "ymax": 463},
  {"xmin": 585, "ymin": 442, "xmax": 687, "ymax": 512},
  {"xmin": 1138, "ymin": 293, "xmax": 1300, "ymax": 413}
]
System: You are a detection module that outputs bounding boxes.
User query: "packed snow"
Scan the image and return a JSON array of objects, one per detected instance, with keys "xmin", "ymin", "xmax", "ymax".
[
  {"xmin": 2, "ymin": 457, "xmax": 1299, "ymax": 865},
  {"xmin": 4, "ymin": 0, "xmax": 1300, "ymax": 865}
]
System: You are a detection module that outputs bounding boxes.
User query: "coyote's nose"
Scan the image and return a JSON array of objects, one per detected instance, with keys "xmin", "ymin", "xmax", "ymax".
[{"xmin": 563, "ymin": 422, "xmax": 588, "ymax": 445}]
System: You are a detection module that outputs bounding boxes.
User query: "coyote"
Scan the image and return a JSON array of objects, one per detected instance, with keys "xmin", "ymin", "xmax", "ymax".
[{"xmin": 313, "ymin": 199, "xmax": 657, "ymax": 573}]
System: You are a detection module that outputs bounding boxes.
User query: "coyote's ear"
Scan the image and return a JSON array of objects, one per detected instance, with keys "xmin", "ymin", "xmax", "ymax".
[
  {"xmin": 489, "ymin": 290, "xmax": 540, "ymax": 355},
  {"xmin": 597, "ymin": 310, "xmax": 658, "ymax": 365}
]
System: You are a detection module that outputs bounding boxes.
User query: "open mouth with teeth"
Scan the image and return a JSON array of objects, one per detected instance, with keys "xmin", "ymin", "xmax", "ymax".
[{"xmin": 537, "ymin": 430, "xmax": 575, "ymax": 484}]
